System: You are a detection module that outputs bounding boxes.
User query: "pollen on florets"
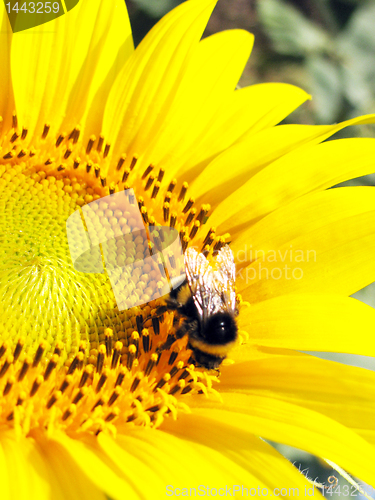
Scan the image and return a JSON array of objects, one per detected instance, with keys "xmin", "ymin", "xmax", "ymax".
[
  {"xmin": 0, "ymin": 116, "xmax": 229, "ymax": 436},
  {"xmin": 0, "ymin": 312, "xmax": 222, "ymax": 435}
]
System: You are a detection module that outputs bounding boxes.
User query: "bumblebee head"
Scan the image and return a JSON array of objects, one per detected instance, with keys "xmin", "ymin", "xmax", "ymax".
[{"xmin": 202, "ymin": 312, "xmax": 238, "ymax": 346}]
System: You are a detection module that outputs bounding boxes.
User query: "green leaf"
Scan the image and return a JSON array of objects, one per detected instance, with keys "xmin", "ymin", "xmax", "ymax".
[
  {"xmin": 338, "ymin": 2, "xmax": 375, "ymax": 110},
  {"xmin": 258, "ymin": 0, "xmax": 331, "ymax": 57},
  {"xmin": 306, "ymin": 55, "xmax": 343, "ymax": 123},
  {"xmin": 131, "ymin": 0, "xmax": 183, "ymax": 18}
]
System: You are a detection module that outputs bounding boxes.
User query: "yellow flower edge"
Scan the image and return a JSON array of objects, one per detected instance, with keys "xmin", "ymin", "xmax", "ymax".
[{"xmin": 1, "ymin": 0, "xmax": 375, "ymax": 499}]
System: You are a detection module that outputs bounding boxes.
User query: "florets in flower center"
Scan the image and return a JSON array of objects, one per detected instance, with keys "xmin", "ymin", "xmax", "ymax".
[{"xmin": 0, "ymin": 116, "xmax": 231, "ymax": 435}]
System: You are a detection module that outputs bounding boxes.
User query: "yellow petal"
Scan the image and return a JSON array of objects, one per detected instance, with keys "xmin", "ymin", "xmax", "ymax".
[
  {"xmin": 357, "ymin": 430, "xmax": 375, "ymax": 446},
  {"xmin": 36, "ymin": 432, "xmax": 107, "ymax": 500},
  {"xmin": 104, "ymin": 0, "xmax": 218, "ymax": 160},
  {"xmin": 61, "ymin": 0, "xmax": 133, "ymax": 135},
  {"xmin": 0, "ymin": 440, "xmax": 11, "ymax": 500},
  {"xmin": 239, "ymin": 209, "xmax": 375, "ymax": 299},
  {"xmin": 193, "ymin": 394, "xmax": 375, "ymax": 487},
  {"xmin": 11, "ymin": 0, "xmax": 132, "ymax": 139},
  {"xmin": 229, "ymin": 343, "xmax": 306, "ymax": 364},
  {"xmin": 114, "ymin": 426, "xmax": 259, "ymax": 489},
  {"xmin": 97, "ymin": 432, "xmax": 165, "ymax": 496},
  {"xmin": 219, "ymin": 355, "xmax": 375, "ymax": 437},
  {"xmin": 238, "ymin": 294, "xmax": 375, "ymax": 356},
  {"xmin": 0, "ymin": 10, "xmax": 14, "ymax": 131},
  {"xmin": 51, "ymin": 431, "xmax": 135, "ymax": 500},
  {"xmin": 83, "ymin": 34, "xmax": 134, "ymax": 139},
  {"xmin": 232, "ymin": 186, "xmax": 375, "ymax": 264},
  {"xmin": 207, "ymin": 131, "xmax": 375, "ymax": 233},
  {"xmin": 234, "ymin": 83, "xmax": 311, "ymax": 137},
  {"xmin": 134, "ymin": 29, "xmax": 254, "ymax": 184},
  {"xmin": 0, "ymin": 432, "xmax": 50, "ymax": 500},
  {"xmin": 161, "ymin": 412, "xmax": 316, "ymax": 493},
  {"xmin": 187, "ymin": 83, "xmax": 310, "ymax": 189},
  {"xmin": 115, "ymin": 429, "xmax": 189, "ymax": 485}
]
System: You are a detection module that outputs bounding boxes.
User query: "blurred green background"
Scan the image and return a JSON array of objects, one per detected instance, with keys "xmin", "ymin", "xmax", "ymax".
[{"xmin": 126, "ymin": 0, "xmax": 375, "ymax": 493}]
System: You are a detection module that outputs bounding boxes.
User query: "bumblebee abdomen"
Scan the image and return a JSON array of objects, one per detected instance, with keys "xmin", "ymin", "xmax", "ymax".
[{"xmin": 189, "ymin": 337, "xmax": 237, "ymax": 358}]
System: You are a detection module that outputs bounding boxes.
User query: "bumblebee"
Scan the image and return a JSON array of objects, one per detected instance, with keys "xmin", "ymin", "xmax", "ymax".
[{"xmin": 165, "ymin": 246, "xmax": 238, "ymax": 369}]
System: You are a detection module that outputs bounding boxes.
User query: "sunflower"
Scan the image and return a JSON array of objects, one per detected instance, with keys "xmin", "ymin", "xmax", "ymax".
[{"xmin": 1, "ymin": 0, "xmax": 375, "ymax": 498}]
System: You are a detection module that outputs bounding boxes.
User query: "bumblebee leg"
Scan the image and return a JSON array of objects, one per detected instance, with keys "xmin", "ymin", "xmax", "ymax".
[
  {"xmin": 164, "ymin": 297, "xmax": 181, "ymax": 311},
  {"xmin": 155, "ymin": 305, "xmax": 168, "ymax": 315},
  {"xmin": 162, "ymin": 334, "xmax": 177, "ymax": 350},
  {"xmin": 189, "ymin": 346, "xmax": 224, "ymax": 370},
  {"xmin": 175, "ymin": 319, "xmax": 198, "ymax": 339},
  {"xmin": 234, "ymin": 295, "xmax": 241, "ymax": 317},
  {"xmin": 143, "ymin": 299, "xmax": 181, "ymax": 336}
]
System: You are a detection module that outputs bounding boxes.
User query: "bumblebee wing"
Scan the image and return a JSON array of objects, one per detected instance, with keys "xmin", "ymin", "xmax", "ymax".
[
  {"xmin": 214, "ymin": 245, "xmax": 236, "ymax": 313},
  {"xmin": 184, "ymin": 248, "xmax": 216, "ymax": 322},
  {"xmin": 215, "ymin": 246, "xmax": 235, "ymax": 282}
]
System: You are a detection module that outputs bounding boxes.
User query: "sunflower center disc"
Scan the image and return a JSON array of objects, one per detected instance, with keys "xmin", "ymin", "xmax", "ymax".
[
  {"xmin": 0, "ymin": 167, "xmax": 112, "ymax": 359},
  {"xmin": 0, "ymin": 124, "xmax": 222, "ymax": 435}
]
